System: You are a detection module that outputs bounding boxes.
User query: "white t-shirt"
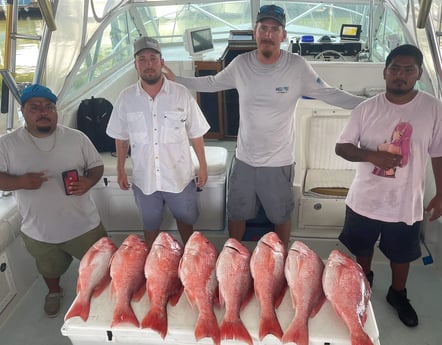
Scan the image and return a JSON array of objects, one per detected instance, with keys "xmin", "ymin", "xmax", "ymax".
[
  {"xmin": 337, "ymin": 91, "xmax": 442, "ymax": 224},
  {"xmin": 106, "ymin": 78, "xmax": 210, "ymax": 195},
  {"xmin": 176, "ymin": 49, "xmax": 364, "ymax": 167},
  {"xmin": 0, "ymin": 125, "xmax": 104, "ymax": 243}
]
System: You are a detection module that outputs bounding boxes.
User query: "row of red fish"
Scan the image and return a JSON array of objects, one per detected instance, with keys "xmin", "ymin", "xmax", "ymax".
[{"xmin": 64, "ymin": 231, "xmax": 373, "ymax": 345}]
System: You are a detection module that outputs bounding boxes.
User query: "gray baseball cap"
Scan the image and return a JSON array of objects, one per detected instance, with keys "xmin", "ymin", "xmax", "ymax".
[{"xmin": 134, "ymin": 36, "xmax": 161, "ymax": 56}]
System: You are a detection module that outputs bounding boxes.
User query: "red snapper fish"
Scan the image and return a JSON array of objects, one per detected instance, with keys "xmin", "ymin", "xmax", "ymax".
[
  {"xmin": 178, "ymin": 231, "xmax": 220, "ymax": 345},
  {"xmin": 282, "ymin": 241, "xmax": 326, "ymax": 345},
  {"xmin": 216, "ymin": 238, "xmax": 254, "ymax": 345},
  {"xmin": 250, "ymin": 231, "xmax": 287, "ymax": 341},
  {"xmin": 322, "ymin": 250, "xmax": 374, "ymax": 345},
  {"xmin": 109, "ymin": 234, "xmax": 149, "ymax": 328},
  {"xmin": 64, "ymin": 236, "xmax": 118, "ymax": 321},
  {"xmin": 141, "ymin": 232, "xmax": 184, "ymax": 338}
]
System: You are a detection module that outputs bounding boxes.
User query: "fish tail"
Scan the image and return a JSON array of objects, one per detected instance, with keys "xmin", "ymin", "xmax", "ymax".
[
  {"xmin": 195, "ymin": 313, "xmax": 221, "ymax": 345},
  {"xmin": 259, "ymin": 313, "xmax": 283, "ymax": 340},
  {"xmin": 64, "ymin": 296, "xmax": 90, "ymax": 322},
  {"xmin": 141, "ymin": 306, "xmax": 167, "ymax": 339},
  {"xmin": 281, "ymin": 319, "xmax": 309, "ymax": 345},
  {"xmin": 220, "ymin": 319, "xmax": 253, "ymax": 345},
  {"xmin": 111, "ymin": 304, "xmax": 140, "ymax": 328},
  {"xmin": 350, "ymin": 330, "xmax": 374, "ymax": 345}
]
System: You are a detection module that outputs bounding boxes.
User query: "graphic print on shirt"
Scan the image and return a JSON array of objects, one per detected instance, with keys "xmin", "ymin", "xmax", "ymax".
[{"xmin": 372, "ymin": 121, "xmax": 412, "ymax": 178}]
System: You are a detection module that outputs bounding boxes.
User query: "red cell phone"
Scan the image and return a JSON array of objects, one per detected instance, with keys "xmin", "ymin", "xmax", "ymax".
[{"xmin": 62, "ymin": 169, "xmax": 79, "ymax": 195}]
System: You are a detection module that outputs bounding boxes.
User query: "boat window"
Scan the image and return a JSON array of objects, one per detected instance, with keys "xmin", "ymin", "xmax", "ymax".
[
  {"xmin": 91, "ymin": 0, "xmax": 124, "ymax": 20},
  {"xmin": 67, "ymin": 11, "xmax": 138, "ymax": 97},
  {"xmin": 371, "ymin": 8, "xmax": 407, "ymax": 62},
  {"xmin": 262, "ymin": 1, "xmax": 369, "ymax": 43},
  {"xmin": 58, "ymin": 0, "xmax": 437, "ymax": 102}
]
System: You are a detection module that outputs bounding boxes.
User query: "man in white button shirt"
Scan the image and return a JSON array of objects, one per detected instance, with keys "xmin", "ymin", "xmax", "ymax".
[{"xmin": 106, "ymin": 37, "xmax": 210, "ymax": 247}]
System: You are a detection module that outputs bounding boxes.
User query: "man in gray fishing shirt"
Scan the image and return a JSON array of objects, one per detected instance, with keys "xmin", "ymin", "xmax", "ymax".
[{"xmin": 164, "ymin": 5, "xmax": 364, "ymax": 246}]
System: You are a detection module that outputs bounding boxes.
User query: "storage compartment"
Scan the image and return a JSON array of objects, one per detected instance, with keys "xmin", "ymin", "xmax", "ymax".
[
  {"xmin": 93, "ymin": 146, "xmax": 228, "ymax": 232},
  {"xmin": 62, "ymin": 285, "xmax": 380, "ymax": 345},
  {"xmin": 298, "ymin": 197, "xmax": 347, "ymax": 229},
  {"xmin": 0, "ymin": 252, "xmax": 17, "ymax": 314}
]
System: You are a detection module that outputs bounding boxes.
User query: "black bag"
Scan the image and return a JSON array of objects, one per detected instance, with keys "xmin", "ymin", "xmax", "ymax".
[{"xmin": 77, "ymin": 97, "xmax": 116, "ymax": 153}]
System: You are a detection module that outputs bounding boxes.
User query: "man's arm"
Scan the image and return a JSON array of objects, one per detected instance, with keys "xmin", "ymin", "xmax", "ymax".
[
  {"xmin": 425, "ymin": 156, "xmax": 442, "ymax": 221},
  {"xmin": 335, "ymin": 142, "xmax": 402, "ymax": 171},
  {"xmin": 70, "ymin": 165, "xmax": 104, "ymax": 196},
  {"xmin": 116, "ymin": 139, "xmax": 130, "ymax": 190},
  {"xmin": 190, "ymin": 137, "xmax": 207, "ymax": 188},
  {"xmin": 163, "ymin": 62, "xmax": 235, "ymax": 93},
  {"xmin": 0, "ymin": 171, "xmax": 47, "ymax": 191}
]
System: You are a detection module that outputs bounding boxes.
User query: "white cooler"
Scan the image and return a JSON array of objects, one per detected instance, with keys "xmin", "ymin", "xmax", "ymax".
[
  {"xmin": 62, "ymin": 285, "xmax": 380, "ymax": 345},
  {"xmin": 92, "ymin": 146, "xmax": 228, "ymax": 232}
]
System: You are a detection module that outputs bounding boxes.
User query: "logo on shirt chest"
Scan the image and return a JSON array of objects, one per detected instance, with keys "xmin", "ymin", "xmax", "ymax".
[{"xmin": 276, "ymin": 86, "xmax": 289, "ymax": 94}]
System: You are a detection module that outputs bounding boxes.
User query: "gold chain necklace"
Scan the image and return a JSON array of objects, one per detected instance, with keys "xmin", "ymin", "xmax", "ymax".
[{"xmin": 26, "ymin": 128, "xmax": 57, "ymax": 152}]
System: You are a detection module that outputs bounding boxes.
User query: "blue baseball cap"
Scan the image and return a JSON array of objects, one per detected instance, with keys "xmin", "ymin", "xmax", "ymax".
[
  {"xmin": 20, "ymin": 84, "xmax": 58, "ymax": 105},
  {"xmin": 256, "ymin": 5, "xmax": 286, "ymax": 27}
]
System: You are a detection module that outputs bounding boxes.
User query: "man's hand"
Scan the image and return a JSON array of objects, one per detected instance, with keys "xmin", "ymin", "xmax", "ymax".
[{"xmin": 21, "ymin": 172, "xmax": 48, "ymax": 190}]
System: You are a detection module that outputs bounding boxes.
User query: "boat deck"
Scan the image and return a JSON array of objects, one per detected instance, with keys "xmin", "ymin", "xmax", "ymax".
[{"xmin": 1, "ymin": 244, "xmax": 441, "ymax": 345}]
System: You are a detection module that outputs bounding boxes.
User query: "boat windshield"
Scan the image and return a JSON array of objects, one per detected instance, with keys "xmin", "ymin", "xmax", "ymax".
[{"xmin": 53, "ymin": 0, "xmax": 411, "ymax": 101}]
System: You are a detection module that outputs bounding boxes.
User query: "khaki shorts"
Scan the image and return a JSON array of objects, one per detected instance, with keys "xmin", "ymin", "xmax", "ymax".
[{"xmin": 21, "ymin": 223, "xmax": 108, "ymax": 278}]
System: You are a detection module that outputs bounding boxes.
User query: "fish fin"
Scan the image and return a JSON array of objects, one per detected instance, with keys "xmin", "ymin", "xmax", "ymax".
[
  {"xmin": 281, "ymin": 318, "xmax": 309, "ymax": 345},
  {"xmin": 350, "ymin": 330, "xmax": 374, "ymax": 345},
  {"xmin": 132, "ymin": 282, "xmax": 146, "ymax": 302},
  {"xmin": 195, "ymin": 313, "xmax": 221, "ymax": 345},
  {"xmin": 64, "ymin": 295, "xmax": 90, "ymax": 322},
  {"xmin": 220, "ymin": 319, "xmax": 253, "ymax": 345},
  {"xmin": 213, "ymin": 286, "xmax": 221, "ymax": 309},
  {"xmin": 275, "ymin": 284, "xmax": 287, "ymax": 309},
  {"xmin": 111, "ymin": 304, "xmax": 140, "ymax": 328},
  {"xmin": 360, "ymin": 309, "xmax": 369, "ymax": 325},
  {"xmin": 310, "ymin": 294, "xmax": 326, "ymax": 318},
  {"xmin": 259, "ymin": 313, "xmax": 283, "ymax": 340},
  {"xmin": 141, "ymin": 306, "xmax": 167, "ymax": 339},
  {"xmin": 76, "ymin": 278, "xmax": 82, "ymax": 294},
  {"xmin": 240, "ymin": 284, "xmax": 255, "ymax": 311},
  {"xmin": 169, "ymin": 286, "xmax": 184, "ymax": 307},
  {"xmin": 92, "ymin": 276, "xmax": 112, "ymax": 298}
]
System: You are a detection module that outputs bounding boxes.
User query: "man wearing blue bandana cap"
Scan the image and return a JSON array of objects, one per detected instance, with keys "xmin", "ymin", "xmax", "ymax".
[
  {"xmin": 164, "ymin": 5, "xmax": 365, "ymax": 246},
  {"xmin": 0, "ymin": 84, "xmax": 107, "ymax": 318}
]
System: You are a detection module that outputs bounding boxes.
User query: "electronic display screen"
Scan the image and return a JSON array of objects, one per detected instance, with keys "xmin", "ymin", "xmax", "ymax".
[
  {"xmin": 340, "ymin": 24, "xmax": 362, "ymax": 41},
  {"xmin": 191, "ymin": 28, "xmax": 214, "ymax": 53}
]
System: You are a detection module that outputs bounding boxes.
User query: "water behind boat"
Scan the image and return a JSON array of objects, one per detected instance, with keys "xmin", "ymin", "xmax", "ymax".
[{"xmin": 0, "ymin": 9, "xmax": 42, "ymax": 98}]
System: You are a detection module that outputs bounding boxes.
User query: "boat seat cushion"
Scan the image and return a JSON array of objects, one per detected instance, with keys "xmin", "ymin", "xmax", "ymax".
[{"xmin": 100, "ymin": 146, "xmax": 228, "ymax": 177}]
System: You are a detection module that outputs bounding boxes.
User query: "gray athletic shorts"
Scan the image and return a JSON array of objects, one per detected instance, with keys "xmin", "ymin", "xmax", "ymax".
[
  {"xmin": 21, "ymin": 223, "xmax": 107, "ymax": 278},
  {"xmin": 132, "ymin": 181, "xmax": 199, "ymax": 231},
  {"xmin": 227, "ymin": 158, "xmax": 294, "ymax": 224},
  {"xmin": 339, "ymin": 206, "xmax": 422, "ymax": 263}
]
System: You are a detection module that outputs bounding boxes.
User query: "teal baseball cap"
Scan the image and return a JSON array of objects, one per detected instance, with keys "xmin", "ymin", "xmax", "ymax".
[{"xmin": 20, "ymin": 84, "xmax": 58, "ymax": 105}]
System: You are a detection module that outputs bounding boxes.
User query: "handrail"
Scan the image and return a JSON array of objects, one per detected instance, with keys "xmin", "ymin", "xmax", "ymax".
[
  {"xmin": 425, "ymin": 17, "xmax": 442, "ymax": 98},
  {"xmin": 417, "ymin": 0, "xmax": 433, "ymax": 28}
]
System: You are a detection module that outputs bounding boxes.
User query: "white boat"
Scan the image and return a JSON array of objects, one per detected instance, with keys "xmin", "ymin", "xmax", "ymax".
[{"xmin": 1, "ymin": 0, "xmax": 442, "ymax": 344}]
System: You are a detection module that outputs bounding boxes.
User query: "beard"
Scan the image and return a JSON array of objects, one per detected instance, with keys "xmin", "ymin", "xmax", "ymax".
[
  {"xmin": 140, "ymin": 71, "xmax": 162, "ymax": 85},
  {"xmin": 259, "ymin": 40, "xmax": 277, "ymax": 59},
  {"xmin": 386, "ymin": 85, "xmax": 415, "ymax": 95},
  {"xmin": 37, "ymin": 126, "xmax": 53, "ymax": 133}
]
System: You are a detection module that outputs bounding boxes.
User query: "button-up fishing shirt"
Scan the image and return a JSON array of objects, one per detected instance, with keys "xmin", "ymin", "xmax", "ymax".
[{"xmin": 106, "ymin": 78, "xmax": 210, "ymax": 195}]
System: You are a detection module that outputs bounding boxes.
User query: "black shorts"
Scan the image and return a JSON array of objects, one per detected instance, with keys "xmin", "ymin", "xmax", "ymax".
[{"xmin": 339, "ymin": 206, "xmax": 422, "ymax": 263}]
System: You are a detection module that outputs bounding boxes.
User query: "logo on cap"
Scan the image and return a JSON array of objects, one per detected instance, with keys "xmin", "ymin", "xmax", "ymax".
[
  {"xmin": 256, "ymin": 5, "xmax": 286, "ymax": 27},
  {"xmin": 134, "ymin": 36, "xmax": 162, "ymax": 56}
]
